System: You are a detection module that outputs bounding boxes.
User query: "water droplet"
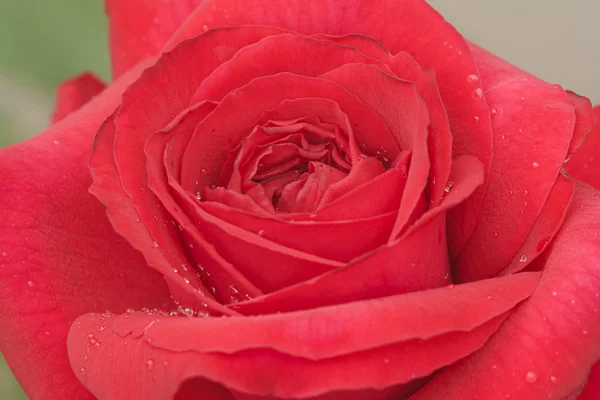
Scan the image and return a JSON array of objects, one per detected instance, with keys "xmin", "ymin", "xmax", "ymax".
[
  {"xmin": 163, "ymin": 360, "xmax": 169, "ymax": 367},
  {"xmin": 472, "ymin": 88, "xmax": 484, "ymax": 99},
  {"xmin": 152, "ymin": 241, "xmax": 159, "ymax": 248},
  {"xmin": 195, "ymin": 192, "xmax": 202, "ymax": 201},
  {"xmin": 99, "ymin": 326, "xmax": 106, "ymax": 332},
  {"xmin": 447, "ymin": 284, "xmax": 455, "ymax": 289},
  {"xmin": 257, "ymin": 230, "xmax": 265, "ymax": 236},
  {"xmin": 444, "ymin": 181, "xmax": 455, "ymax": 193},
  {"xmin": 146, "ymin": 359, "xmax": 154, "ymax": 370},
  {"xmin": 486, "ymin": 295, "xmax": 494, "ymax": 300},
  {"xmin": 229, "ymin": 285, "xmax": 240, "ymax": 294},
  {"xmin": 532, "ymin": 161, "xmax": 540, "ymax": 168},
  {"xmin": 1, "ymin": 252, "xmax": 6, "ymax": 257},
  {"xmin": 80, "ymin": 367, "xmax": 86, "ymax": 375},
  {"xmin": 519, "ymin": 255, "xmax": 528, "ymax": 263},
  {"xmin": 583, "ymin": 329, "xmax": 588, "ymax": 335},
  {"xmin": 181, "ymin": 264, "xmax": 188, "ymax": 272},
  {"xmin": 202, "ymin": 24, "xmax": 209, "ymax": 31},
  {"xmin": 383, "ymin": 358, "xmax": 390, "ymax": 364},
  {"xmin": 549, "ymin": 376, "xmax": 557, "ymax": 384},
  {"xmin": 571, "ymin": 299, "xmax": 576, "ymax": 304},
  {"xmin": 27, "ymin": 281, "xmax": 34, "ymax": 288},
  {"xmin": 493, "ymin": 232, "xmax": 499, "ymax": 238},
  {"xmin": 126, "ymin": 308, "xmax": 135, "ymax": 314},
  {"xmin": 525, "ymin": 371, "xmax": 537, "ymax": 383},
  {"xmin": 491, "ymin": 108, "xmax": 498, "ymax": 115},
  {"xmin": 552, "ymin": 291, "xmax": 558, "ymax": 297},
  {"xmin": 467, "ymin": 74, "xmax": 479, "ymax": 82},
  {"xmin": 183, "ymin": 278, "xmax": 190, "ymax": 284},
  {"xmin": 173, "ymin": 268, "xmax": 178, "ymax": 273}
]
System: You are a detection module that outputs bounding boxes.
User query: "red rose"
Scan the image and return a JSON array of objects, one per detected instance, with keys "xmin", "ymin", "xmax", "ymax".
[{"xmin": 1, "ymin": 1, "xmax": 599, "ymax": 399}]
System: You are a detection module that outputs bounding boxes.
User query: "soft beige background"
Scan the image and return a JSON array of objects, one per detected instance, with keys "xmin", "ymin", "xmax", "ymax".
[
  {"xmin": 429, "ymin": 0, "xmax": 599, "ymax": 103},
  {"xmin": 0, "ymin": 1, "xmax": 598, "ymax": 399}
]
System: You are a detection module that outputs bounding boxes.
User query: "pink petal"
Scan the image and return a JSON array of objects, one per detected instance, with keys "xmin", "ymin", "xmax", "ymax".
[
  {"xmin": 409, "ymin": 183, "xmax": 600, "ymax": 400},
  {"xmin": 565, "ymin": 106, "xmax": 600, "ymax": 189},
  {"xmin": 67, "ymin": 273, "xmax": 538, "ymax": 398},
  {"xmin": 105, "ymin": 0, "xmax": 203, "ymax": 77},
  {"xmin": 166, "ymin": 0, "xmax": 494, "ymax": 254},
  {"xmin": 0, "ymin": 63, "xmax": 171, "ymax": 399},
  {"xmin": 51, "ymin": 73, "xmax": 105, "ymax": 123},
  {"xmin": 454, "ymin": 44, "xmax": 577, "ymax": 282}
]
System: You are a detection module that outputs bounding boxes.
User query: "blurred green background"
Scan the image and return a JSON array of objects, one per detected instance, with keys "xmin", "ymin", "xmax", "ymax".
[{"xmin": 0, "ymin": 1, "xmax": 597, "ymax": 399}]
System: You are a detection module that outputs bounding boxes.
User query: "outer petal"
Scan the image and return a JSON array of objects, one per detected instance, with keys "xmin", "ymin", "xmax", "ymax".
[
  {"xmin": 68, "ymin": 273, "xmax": 538, "ymax": 399},
  {"xmin": 454, "ymin": 44, "xmax": 576, "ymax": 282},
  {"xmin": 51, "ymin": 73, "xmax": 106, "ymax": 123},
  {"xmin": 565, "ymin": 106, "xmax": 600, "ymax": 189},
  {"xmin": 409, "ymin": 183, "xmax": 600, "ymax": 400},
  {"xmin": 105, "ymin": 0, "xmax": 203, "ymax": 78},
  {"xmin": 0, "ymin": 63, "xmax": 173, "ymax": 399}
]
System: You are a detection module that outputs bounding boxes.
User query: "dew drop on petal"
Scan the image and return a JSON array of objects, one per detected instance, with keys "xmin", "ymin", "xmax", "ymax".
[
  {"xmin": 532, "ymin": 161, "xmax": 540, "ymax": 168},
  {"xmin": 549, "ymin": 376, "xmax": 557, "ymax": 384},
  {"xmin": 552, "ymin": 291, "xmax": 558, "ymax": 297},
  {"xmin": 472, "ymin": 88, "xmax": 484, "ymax": 99},
  {"xmin": 146, "ymin": 359, "xmax": 154, "ymax": 370},
  {"xmin": 467, "ymin": 74, "xmax": 479, "ymax": 82},
  {"xmin": 519, "ymin": 255, "xmax": 528, "ymax": 263},
  {"xmin": 525, "ymin": 371, "xmax": 537, "ymax": 383},
  {"xmin": 80, "ymin": 367, "xmax": 86, "ymax": 375}
]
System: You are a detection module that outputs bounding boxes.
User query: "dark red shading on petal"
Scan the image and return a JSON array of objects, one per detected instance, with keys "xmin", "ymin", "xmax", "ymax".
[
  {"xmin": 51, "ymin": 73, "xmax": 106, "ymax": 123},
  {"xmin": 565, "ymin": 91, "xmax": 595, "ymax": 161},
  {"xmin": 105, "ymin": 0, "xmax": 203, "ymax": 78},
  {"xmin": 320, "ymin": 63, "xmax": 430, "ymax": 238},
  {"xmin": 175, "ymin": 378, "xmax": 236, "ymax": 400},
  {"xmin": 166, "ymin": 0, "xmax": 494, "ymax": 257},
  {"xmin": 68, "ymin": 273, "xmax": 538, "ymax": 399},
  {"xmin": 0, "ymin": 64, "xmax": 173, "ymax": 399},
  {"xmin": 578, "ymin": 361, "xmax": 600, "ymax": 400},
  {"xmin": 454, "ymin": 44, "xmax": 576, "ymax": 282},
  {"xmin": 566, "ymin": 106, "xmax": 600, "ymax": 189},
  {"xmin": 410, "ymin": 183, "xmax": 600, "ymax": 400},
  {"xmin": 498, "ymin": 174, "xmax": 574, "ymax": 276}
]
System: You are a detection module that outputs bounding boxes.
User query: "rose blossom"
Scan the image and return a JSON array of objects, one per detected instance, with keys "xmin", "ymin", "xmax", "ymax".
[{"xmin": 1, "ymin": 1, "xmax": 599, "ymax": 399}]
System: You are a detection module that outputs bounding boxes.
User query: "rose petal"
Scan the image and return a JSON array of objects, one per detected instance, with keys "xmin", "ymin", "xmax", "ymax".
[
  {"xmin": 565, "ymin": 91, "xmax": 595, "ymax": 161},
  {"xmin": 0, "ymin": 63, "xmax": 172, "ymax": 399},
  {"xmin": 190, "ymin": 33, "xmax": 389, "ymax": 104},
  {"xmin": 228, "ymin": 214, "xmax": 449, "ymax": 315},
  {"xmin": 105, "ymin": 0, "xmax": 203, "ymax": 77},
  {"xmin": 145, "ymin": 102, "xmax": 265, "ymax": 305},
  {"xmin": 68, "ymin": 272, "xmax": 538, "ymax": 398},
  {"xmin": 180, "ymin": 73, "xmax": 393, "ymax": 196},
  {"xmin": 454, "ymin": 44, "xmax": 576, "ymax": 282},
  {"xmin": 90, "ymin": 27, "xmax": 287, "ymax": 308},
  {"xmin": 320, "ymin": 63, "xmax": 430, "ymax": 238},
  {"xmin": 578, "ymin": 361, "xmax": 600, "ymax": 400},
  {"xmin": 311, "ymin": 34, "xmax": 453, "ymax": 208},
  {"xmin": 498, "ymin": 174, "xmax": 574, "ymax": 276},
  {"xmin": 409, "ymin": 183, "xmax": 600, "ymax": 400},
  {"xmin": 196, "ymin": 201, "xmax": 396, "ymax": 263},
  {"xmin": 51, "ymin": 73, "xmax": 105, "ymax": 123},
  {"xmin": 565, "ymin": 106, "xmax": 600, "ymax": 189},
  {"xmin": 166, "ymin": 0, "xmax": 494, "ymax": 255}
]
